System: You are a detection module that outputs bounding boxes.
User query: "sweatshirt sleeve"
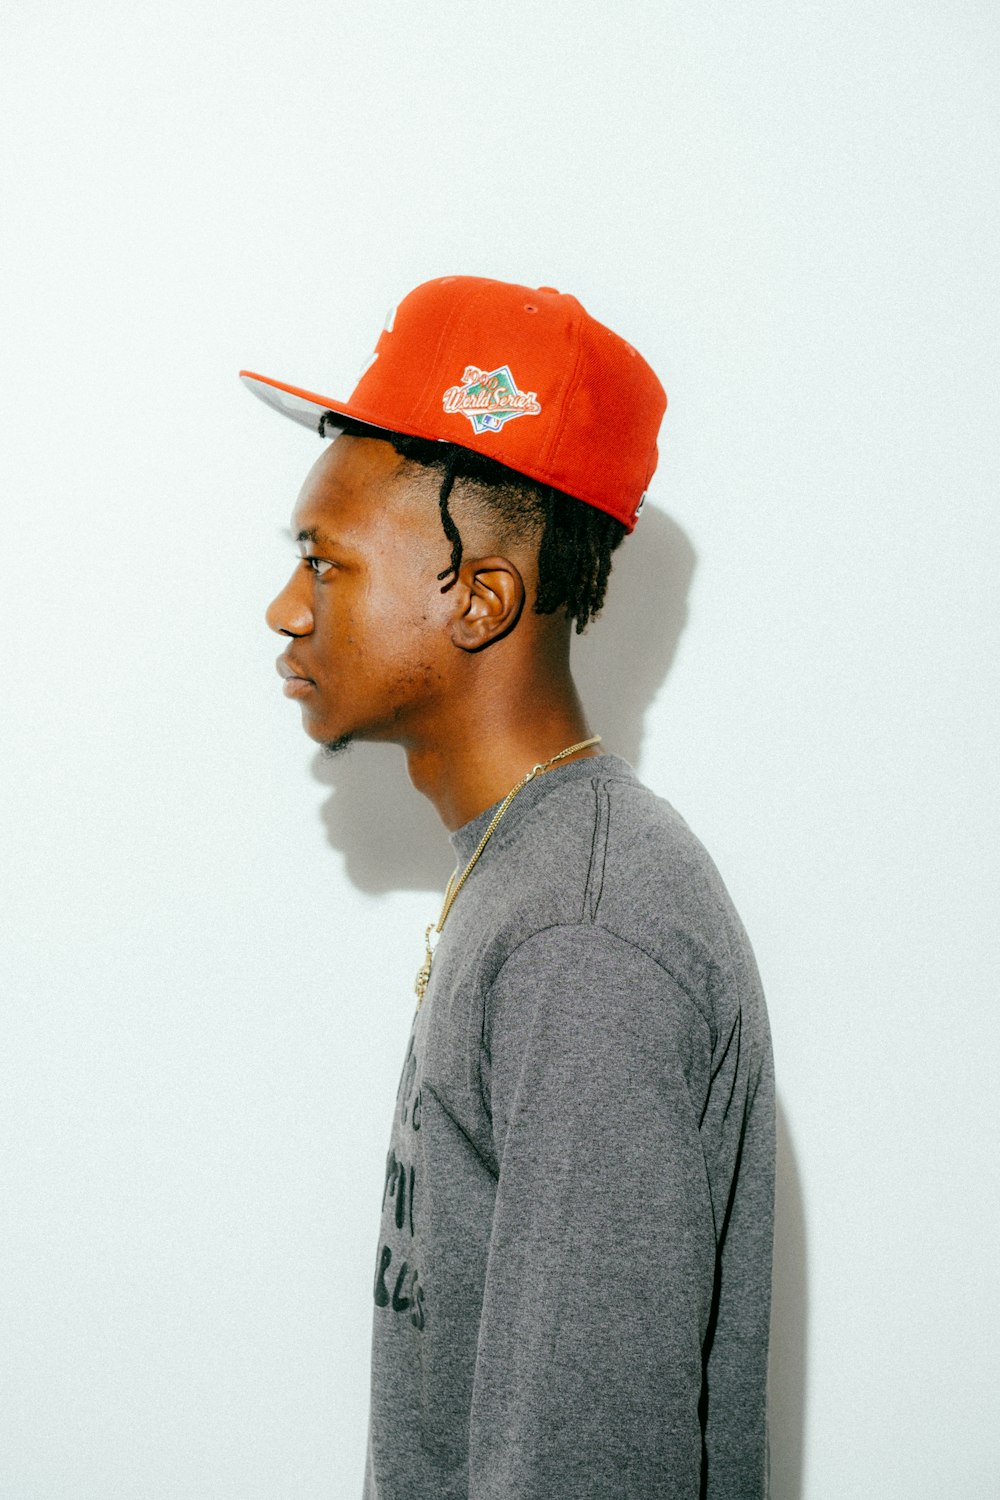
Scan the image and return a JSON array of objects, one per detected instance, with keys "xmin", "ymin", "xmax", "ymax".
[{"xmin": 468, "ymin": 923, "xmax": 717, "ymax": 1500}]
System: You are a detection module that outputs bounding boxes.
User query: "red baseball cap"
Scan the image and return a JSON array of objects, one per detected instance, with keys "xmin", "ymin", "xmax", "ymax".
[{"xmin": 240, "ymin": 275, "xmax": 666, "ymax": 531}]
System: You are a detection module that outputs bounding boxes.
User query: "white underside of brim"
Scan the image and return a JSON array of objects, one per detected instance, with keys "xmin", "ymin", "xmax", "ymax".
[
  {"xmin": 241, "ymin": 373, "xmax": 329, "ymax": 430},
  {"xmin": 240, "ymin": 372, "xmax": 401, "ymax": 443}
]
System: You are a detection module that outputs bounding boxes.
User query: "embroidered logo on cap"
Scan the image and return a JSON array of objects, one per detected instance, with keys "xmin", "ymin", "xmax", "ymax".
[{"xmin": 442, "ymin": 365, "xmax": 542, "ymax": 435}]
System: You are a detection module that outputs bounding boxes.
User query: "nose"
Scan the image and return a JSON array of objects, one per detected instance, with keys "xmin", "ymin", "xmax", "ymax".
[{"xmin": 266, "ymin": 567, "xmax": 314, "ymax": 638}]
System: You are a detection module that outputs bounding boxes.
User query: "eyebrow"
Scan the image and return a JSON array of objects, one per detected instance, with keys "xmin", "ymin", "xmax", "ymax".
[{"xmin": 293, "ymin": 525, "xmax": 337, "ymax": 548}]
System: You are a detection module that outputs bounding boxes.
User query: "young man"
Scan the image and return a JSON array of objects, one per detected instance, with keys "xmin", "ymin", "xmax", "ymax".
[{"xmin": 244, "ymin": 276, "xmax": 775, "ymax": 1499}]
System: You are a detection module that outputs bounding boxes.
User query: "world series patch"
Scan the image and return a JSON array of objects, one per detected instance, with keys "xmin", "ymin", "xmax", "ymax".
[{"xmin": 442, "ymin": 364, "xmax": 542, "ymax": 435}]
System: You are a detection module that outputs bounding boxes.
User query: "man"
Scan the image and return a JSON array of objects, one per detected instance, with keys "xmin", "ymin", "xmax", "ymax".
[{"xmin": 243, "ymin": 276, "xmax": 774, "ymax": 1499}]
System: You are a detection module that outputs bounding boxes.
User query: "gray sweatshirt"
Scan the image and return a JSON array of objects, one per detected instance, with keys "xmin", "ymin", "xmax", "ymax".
[{"xmin": 362, "ymin": 754, "xmax": 774, "ymax": 1500}]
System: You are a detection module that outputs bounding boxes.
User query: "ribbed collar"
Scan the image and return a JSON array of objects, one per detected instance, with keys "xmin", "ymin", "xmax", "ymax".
[{"xmin": 448, "ymin": 752, "xmax": 638, "ymax": 865}]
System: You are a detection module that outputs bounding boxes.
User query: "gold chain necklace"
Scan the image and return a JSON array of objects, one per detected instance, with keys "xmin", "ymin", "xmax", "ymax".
[{"xmin": 414, "ymin": 735, "xmax": 601, "ymax": 1005}]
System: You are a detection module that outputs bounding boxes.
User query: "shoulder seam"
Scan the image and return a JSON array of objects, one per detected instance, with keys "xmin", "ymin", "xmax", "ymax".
[{"xmin": 486, "ymin": 919, "xmax": 712, "ymax": 1032}]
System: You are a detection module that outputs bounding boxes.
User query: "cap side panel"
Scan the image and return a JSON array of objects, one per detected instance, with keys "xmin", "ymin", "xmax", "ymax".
[
  {"xmin": 430, "ymin": 285, "xmax": 580, "ymax": 483},
  {"xmin": 548, "ymin": 329, "xmax": 634, "ymax": 525},
  {"xmin": 542, "ymin": 302, "xmax": 595, "ymax": 481},
  {"xmin": 555, "ymin": 325, "xmax": 667, "ymax": 527},
  {"xmin": 431, "ymin": 277, "xmax": 556, "ymax": 447},
  {"xmin": 536, "ymin": 294, "xmax": 586, "ymax": 477},
  {"xmin": 348, "ymin": 277, "xmax": 484, "ymax": 436},
  {"xmin": 408, "ymin": 279, "xmax": 483, "ymax": 421}
]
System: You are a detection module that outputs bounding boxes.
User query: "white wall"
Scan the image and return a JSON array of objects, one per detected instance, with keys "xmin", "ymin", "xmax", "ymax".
[{"xmin": 2, "ymin": 3, "xmax": 997, "ymax": 1496}]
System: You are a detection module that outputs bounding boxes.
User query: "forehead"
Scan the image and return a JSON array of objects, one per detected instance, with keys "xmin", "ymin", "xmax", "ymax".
[{"xmin": 289, "ymin": 433, "xmax": 413, "ymax": 540}]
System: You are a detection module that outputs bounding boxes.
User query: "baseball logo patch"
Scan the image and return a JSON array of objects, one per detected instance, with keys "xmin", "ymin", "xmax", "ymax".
[{"xmin": 442, "ymin": 364, "xmax": 542, "ymax": 435}]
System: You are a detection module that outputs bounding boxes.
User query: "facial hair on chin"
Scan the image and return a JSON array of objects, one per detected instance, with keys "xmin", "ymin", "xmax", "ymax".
[{"xmin": 322, "ymin": 734, "xmax": 354, "ymax": 759}]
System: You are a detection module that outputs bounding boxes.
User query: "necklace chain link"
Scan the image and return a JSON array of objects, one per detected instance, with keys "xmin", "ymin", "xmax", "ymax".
[{"xmin": 414, "ymin": 735, "xmax": 601, "ymax": 1005}]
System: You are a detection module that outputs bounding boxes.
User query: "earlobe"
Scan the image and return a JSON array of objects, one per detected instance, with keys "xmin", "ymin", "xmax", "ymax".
[{"xmin": 449, "ymin": 556, "xmax": 526, "ymax": 653}]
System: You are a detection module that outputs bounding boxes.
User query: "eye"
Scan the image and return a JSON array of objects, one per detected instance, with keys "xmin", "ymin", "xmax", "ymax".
[{"xmin": 300, "ymin": 555, "xmax": 335, "ymax": 578}]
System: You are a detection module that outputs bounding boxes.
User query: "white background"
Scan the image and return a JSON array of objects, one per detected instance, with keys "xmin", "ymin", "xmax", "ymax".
[{"xmin": 2, "ymin": 3, "xmax": 998, "ymax": 1496}]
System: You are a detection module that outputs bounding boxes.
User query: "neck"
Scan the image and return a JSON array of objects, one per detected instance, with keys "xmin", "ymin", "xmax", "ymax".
[{"xmin": 403, "ymin": 658, "xmax": 599, "ymax": 831}]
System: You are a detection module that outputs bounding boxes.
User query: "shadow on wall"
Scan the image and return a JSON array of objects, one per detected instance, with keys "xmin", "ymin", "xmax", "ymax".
[
  {"xmin": 309, "ymin": 503, "xmax": 696, "ymax": 894},
  {"xmin": 571, "ymin": 503, "xmax": 694, "ymax": 771},
  {"xmin": 769, "ymin": 1099, "xmax": 808, "ymax": 1500}
]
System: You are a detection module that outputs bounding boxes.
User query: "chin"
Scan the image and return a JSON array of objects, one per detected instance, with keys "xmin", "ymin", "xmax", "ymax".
[{"xmin": 299, "ymin": 704, "xmax": 348, "ymax": 747}]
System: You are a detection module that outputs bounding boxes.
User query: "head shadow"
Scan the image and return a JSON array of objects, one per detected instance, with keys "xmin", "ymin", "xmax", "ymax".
[{"xmin": 310, "ymin": 501, "xmax": 696, "ymax": 895}]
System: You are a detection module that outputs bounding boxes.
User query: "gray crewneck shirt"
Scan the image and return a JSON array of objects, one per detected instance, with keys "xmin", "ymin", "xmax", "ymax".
[{"xmin": 362, "ymin": 754, "xmax": 774, "ymax": 1500}]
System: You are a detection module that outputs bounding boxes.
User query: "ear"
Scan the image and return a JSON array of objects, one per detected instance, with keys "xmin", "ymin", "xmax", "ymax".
[{"xmin": 448, "ymin": 555, "xmax": 526, "ymax": 653}]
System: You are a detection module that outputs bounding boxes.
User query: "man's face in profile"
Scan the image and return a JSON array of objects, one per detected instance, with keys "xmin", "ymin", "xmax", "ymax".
[{"xmin": 266, "ymin": 434, "xmax": 453, "ymax": 752}]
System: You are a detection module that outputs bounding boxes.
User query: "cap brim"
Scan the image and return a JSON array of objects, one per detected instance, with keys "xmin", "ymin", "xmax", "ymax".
[{"xmin": 239, "ymin": 370, "xmax": 392, "ymax": 441}]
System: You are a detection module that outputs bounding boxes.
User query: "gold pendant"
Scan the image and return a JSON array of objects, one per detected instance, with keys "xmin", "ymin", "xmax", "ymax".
[{"xmin": 414, "ymin": 923, "xmax": 435, "ymax": 1005}]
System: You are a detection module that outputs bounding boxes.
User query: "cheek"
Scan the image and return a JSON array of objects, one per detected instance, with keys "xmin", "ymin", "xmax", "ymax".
[{"xmin": 361, "ymin": 563, "xmax": 448, "ymax": 656}]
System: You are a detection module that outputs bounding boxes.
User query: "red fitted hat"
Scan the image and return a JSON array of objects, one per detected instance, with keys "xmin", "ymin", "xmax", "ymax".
[{"xmin": 240, "ymin": 275, "xmax": 666, "ymax": 531}]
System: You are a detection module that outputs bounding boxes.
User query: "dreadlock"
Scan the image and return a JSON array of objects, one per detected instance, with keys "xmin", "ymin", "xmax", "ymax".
[{"xmin": 321, "ymin": 414, "xmax": 626, "ymax": 632}]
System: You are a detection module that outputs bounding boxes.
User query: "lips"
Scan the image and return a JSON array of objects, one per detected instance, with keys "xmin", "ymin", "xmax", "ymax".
[{"xmin": 276, "ymin": 655, "xmax": 316, "ymax": 697}]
